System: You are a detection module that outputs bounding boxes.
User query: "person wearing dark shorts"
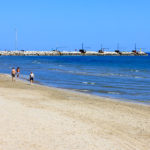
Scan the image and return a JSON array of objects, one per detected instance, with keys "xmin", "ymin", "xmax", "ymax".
[
  {"xmin": 11, "ymin": 67, "xmax": 16, "ymax": 82},
  {"xmin": 30, "ymin": 72, "xmax": 34, "ymax": 84}
]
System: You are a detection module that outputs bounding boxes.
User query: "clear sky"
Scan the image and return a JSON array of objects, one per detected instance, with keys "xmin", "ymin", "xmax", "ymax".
[{"xmin": 0, "ymin": 0, "xmax": 150, "ymax": 51}]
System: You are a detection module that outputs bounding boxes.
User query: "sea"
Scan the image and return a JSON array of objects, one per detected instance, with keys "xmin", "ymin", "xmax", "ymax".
[{"xmin": 0, "ymin": 55, "xmax": 150, "ymax": 105}]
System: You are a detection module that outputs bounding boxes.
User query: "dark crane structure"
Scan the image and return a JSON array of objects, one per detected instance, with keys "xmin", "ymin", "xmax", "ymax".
[
  {"xmin": 115, "ymin": 43, "xmax": 122, "ymax": 54},
  {"xmin": 98, "ymin": 44, "xmax": 109, "ymax": 53},
  {"xmin": 79, "ymin": 43, "xmax": 86, "ymax": 54}
]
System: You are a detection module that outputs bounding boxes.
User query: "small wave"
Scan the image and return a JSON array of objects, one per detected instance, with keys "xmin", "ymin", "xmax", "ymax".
[
  {"xmin": 91, "ymin": 82, "xmax": 95, "ymax": 85},
  {"xmin": 82, "ymin": 82, "xmax": 88, "ymax": 84},
  {"xmin": 48, "ymin": 68, "xmax": 89, "ymax": 75},
  {"xmin": 48, "ymin": 68, "xmax": 64, "ymax": 72},
  {"xmin": 32, "ymin": 60, "xmax": 41, "ymax": 64},
  {"xmin": 79, "ymin": 89, "xmax": 89, "ymax": 92},
  {"xmin": 135, "ymin": 70, "xmax": 139, "ymax": 72},
  {"xmin": 68, "ymin": 70, "xmax": 75, "ymax": 73},
  {"xmin": 68, "ymin": 71, "xmax": 90, "ymax": 76},
  {"xmin": 99, "ymin": 90, "xmax": 121, "ymax": 95},
  {"xmin": 47, "ymin": 67, "xmax": 131, "ymax": 78},
  {"xmin": 96, "ymin": 73, "xmax": 127, "ymax": 77},
  {"xmin": 82, "ymin": 82, "xmax": 96, "ymax": 85},
  {"xmin": 134, "ymin": 76, "xmax": 143, "ymax": 79},
  {"xmin": 108, "ymin": 91, "xmax": 120, "ymax": 95},
  {"xmin": 130, "ymin": 69, "xmax": 140, "ymax": 72},
  {"xmin": 96, "ymin": 73, "xmax": 148, "ymax": 79},
  {"xmin": 131, "ymin": 75, "xmax": 147, "ymax": 79}
]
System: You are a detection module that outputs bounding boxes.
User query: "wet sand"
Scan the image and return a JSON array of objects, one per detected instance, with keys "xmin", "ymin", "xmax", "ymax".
[{"xmin": 0, "ymin": 74, "xmax": 149, "ymax": 150}]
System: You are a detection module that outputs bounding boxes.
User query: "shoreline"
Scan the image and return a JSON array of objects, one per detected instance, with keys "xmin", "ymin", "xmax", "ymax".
[
  {"xmin": 1, "ymin": 73, "xmax": 150, "ymax": 107},
  {"xmin": 0, "ymin": 74, "xmax": 150, "ymax": 149},
  {"xmin": 2, "ymin": 73, "xmax": 149, "ymax": 107},
  {"xmin": 35, "ymin": 81, "xmax": 150, "ymax": 107},
  {"xmin": 20, "ymin": 74, "xmax": 150, "ymax": 106}
]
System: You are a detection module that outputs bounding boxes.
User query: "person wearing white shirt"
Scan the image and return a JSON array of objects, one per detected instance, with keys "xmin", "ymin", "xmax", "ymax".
[{"xmin": 30, "ymin": 72, "xmax": 34, "ymax": 84}]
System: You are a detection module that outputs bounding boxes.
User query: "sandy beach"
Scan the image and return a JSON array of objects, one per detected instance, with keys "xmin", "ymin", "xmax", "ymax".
[{"xmin": 0, "ymin": 74, "xmax": 149, "ymax": 150}]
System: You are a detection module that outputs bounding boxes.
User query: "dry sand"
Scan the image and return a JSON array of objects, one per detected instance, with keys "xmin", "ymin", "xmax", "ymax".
[{"xmin": 0, "ymin": 74, "xmax": 149, "ymax": 150}]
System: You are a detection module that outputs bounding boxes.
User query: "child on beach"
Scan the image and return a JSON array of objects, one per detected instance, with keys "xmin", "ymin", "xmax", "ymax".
[
  {"xmin": 11, "ymin": 68, "xmax": 16, "ymax": 82},
  {"xmin": 16, "ymin": 67, "xmax": 20, "ymax": 78},
  {"xmin": 30, "ymin": 72, "xmax": 34, "ymax": 84}
]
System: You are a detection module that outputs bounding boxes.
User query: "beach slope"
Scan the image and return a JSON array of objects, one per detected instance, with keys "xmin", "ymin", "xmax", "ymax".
[{"xmin": 0, "ymin": 74, "xmax": 149, "ymax": 150}]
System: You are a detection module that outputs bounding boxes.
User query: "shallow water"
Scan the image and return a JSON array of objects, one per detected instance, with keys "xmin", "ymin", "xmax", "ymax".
[{"xmin": 0, "ymin": 56, "xmax": 150, "ymax": 104}]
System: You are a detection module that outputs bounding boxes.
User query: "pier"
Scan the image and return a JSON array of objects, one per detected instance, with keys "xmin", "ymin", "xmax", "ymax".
[{"xmin": 0, "ymin": 50, "xmax": 148, "ymax": 56}]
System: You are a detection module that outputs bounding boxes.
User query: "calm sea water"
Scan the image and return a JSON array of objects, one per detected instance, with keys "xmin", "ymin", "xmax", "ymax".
[{"xmin": 0, "ymin": 56, "xmax": 150, "ymax": 104}]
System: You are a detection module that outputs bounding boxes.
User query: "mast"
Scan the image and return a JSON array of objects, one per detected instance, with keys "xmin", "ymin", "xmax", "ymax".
[
  {"xmin": 135, "ymin": 43, "xmax": 137, "ymax": 51},
  {"xmin": 101, "ymin": 44, "xmax": 103, "ymax": 50},
  {"xmin": 82, "ymin": 42, "xmax": 84, "ymax": 50},
  {"xmin": 117, "ymin": 43, "xmax": 119, "ymax": 50},
  {"xmin": 15, "ymin": 28, "xmax": 18, "ymax": 51}
]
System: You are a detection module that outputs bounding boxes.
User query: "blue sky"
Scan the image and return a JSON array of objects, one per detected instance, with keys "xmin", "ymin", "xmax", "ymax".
[{"xmin": 0, "ymin": 0, "xmax": 150, "ymax": 51}]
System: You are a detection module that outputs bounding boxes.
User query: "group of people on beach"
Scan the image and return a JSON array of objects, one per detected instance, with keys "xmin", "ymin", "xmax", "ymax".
[
  {"xmin": 11, "ymin": 67, "xmax": 20, "ymax": 81},
  {"xmin": 11, "ymin": 67, "xmax": 34, "ymax": 84}
]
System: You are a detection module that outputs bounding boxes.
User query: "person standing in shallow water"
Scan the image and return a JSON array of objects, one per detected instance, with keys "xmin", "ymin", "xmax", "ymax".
[
  {"xmin": 16, "ymin": 67, "xmax": 20, "ymax": 78},
  {"xmin": 30, "ymin": 72, "xmax": 34, "ymax": 84},
  {"xmin": 11, "ymin": 68, "xmax": 16, "ymax": 82}
]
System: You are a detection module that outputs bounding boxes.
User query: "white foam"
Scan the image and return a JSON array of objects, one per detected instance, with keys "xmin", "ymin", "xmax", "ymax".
[{"xmin": 108, "ymin": 92, "xmax": 120, "ymax": 95}]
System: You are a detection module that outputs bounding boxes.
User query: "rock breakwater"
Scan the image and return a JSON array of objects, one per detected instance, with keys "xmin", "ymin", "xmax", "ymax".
[{"xmin": 0, "ymin": 50, "xmax": 148, "ymax": 56}]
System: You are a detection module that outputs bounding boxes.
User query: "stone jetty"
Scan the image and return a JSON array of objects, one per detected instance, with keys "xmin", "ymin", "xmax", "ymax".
[{"xmin": 0, "ymin": 50, "xmax": 148, "ymax": 56}]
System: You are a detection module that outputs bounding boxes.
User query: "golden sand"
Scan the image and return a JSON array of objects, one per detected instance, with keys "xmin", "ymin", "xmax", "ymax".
[{"xmin": 0, "ymin": 74, "xmax": 149, "ymax": 150}]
